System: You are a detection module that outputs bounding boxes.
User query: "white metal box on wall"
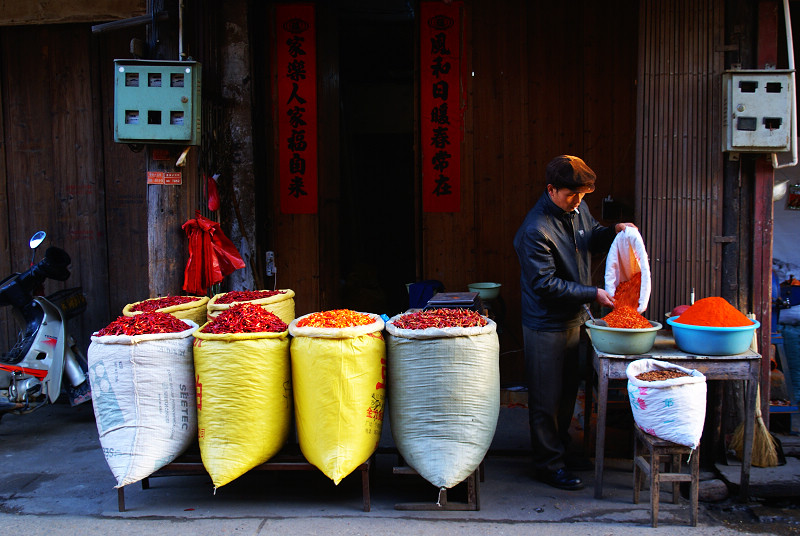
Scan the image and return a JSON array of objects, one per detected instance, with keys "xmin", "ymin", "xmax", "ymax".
[
  {"xmin": 114, "ymin": 59, "xmax": 202, "ymax": 145},
  {"xmin": 722, "ymin": 70, "xmax": 794, "ymax": 152}
]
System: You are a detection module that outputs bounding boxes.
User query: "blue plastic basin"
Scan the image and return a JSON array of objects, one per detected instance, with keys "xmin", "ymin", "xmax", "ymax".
[{"xmin": 666, "ymin": 316, "xmax": 760, "ymax": 356}]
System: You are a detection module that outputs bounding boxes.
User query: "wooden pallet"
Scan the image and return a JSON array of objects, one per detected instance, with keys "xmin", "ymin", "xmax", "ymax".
[
  {"xmin": 118, "ymin": 448, "xmax": 372, "ymax": 513},
  {"xmin": 391, "ymin": 461, "xmax": 483, "ymax": 511}
]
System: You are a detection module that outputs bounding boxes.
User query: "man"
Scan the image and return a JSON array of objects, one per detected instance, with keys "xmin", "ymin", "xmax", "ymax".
[{"xmin": 513, "ymin": 155, "xmax": 635, "ymax": 491}]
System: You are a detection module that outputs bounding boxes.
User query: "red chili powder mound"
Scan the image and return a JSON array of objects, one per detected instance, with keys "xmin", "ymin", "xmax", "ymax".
[{"xmin": 672, "ymin": 296, "xmax": 752, "ymax": 327}]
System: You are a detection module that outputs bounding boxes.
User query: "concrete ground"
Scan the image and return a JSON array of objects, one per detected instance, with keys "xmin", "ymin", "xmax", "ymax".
[{"xmin": 0, "ymin": 400, "xmax": 798, "ymax": 535}]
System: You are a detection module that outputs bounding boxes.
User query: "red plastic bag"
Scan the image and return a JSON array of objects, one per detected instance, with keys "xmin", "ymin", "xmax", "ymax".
[
  {"xmin": 205, "ymin": 174, "xmax": 220, "ymax": 212},
  {"xmin": 182, "ymin": 212, "xmax": 245, "ymax": 295}
]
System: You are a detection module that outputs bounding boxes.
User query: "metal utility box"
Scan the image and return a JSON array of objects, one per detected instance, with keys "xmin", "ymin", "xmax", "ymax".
[
  {"xmin": 114, "ymin": 59, "xmax": 202, "ymax": 145},
  {"xmin": 723, "ymin": 70, "xmax": 794, "ymax": 152}
]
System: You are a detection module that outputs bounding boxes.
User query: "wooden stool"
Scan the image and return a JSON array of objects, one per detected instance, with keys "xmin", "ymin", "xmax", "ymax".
[{"xmin": 633, "ymin": 425, "xmax": 699, "ymax": 527}]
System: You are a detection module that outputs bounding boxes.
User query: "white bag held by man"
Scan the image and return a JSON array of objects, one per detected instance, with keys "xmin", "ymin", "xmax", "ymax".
[
  {"xmin": 605, "ymin": 226, "xmax": 651, "ymax": 313},
  {"xmin": 626, "ymin": 358, "xmax": 706, "ymax": 449}
]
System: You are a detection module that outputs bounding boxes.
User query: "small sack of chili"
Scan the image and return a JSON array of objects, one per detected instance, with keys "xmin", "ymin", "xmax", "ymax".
[
  {"xmin": 605, "ymin": 227, "xmax": 652, "ymax": 313},
  {"xmin": 626, "ymin": 358, "xmax": 706, "ymax": 449},
  {"xmin": 385, "ymin": 308, "xmax": 499, "ymax": 489},
  {"xmin": 123, "ymin": 295, "xmax": 210, "ymax": 327},
  {"xmin": 288, "ymin": 309, "xmax": 385, "ymax": 485},
  {"xmin": 206, "ymin": 289, "xmax": 296, "ymax": 325},
  {"xmin": 192, "ymin": 303, "xmax": 291, "ymax": 489},
  {"xmin": 88, "ymin": 312, "xmax": 199, "ymax": 488}
]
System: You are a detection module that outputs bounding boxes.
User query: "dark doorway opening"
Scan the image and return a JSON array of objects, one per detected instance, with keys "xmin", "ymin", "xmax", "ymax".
[{"xmin": 338, "ymin": 5, "xmax": 416, "ymax": 317}]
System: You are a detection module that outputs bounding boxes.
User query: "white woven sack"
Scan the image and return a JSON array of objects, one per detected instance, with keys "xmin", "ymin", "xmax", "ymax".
[
  {"xmin": 386, "ymin": 315, "xmax": 499, "ymax": 489},
  {"xmin": 88, "ymin": 320, "xmax": 198, "ymax": 487},
  {"xmin": 626, "ymin": 358, "xmax": 706, "ymax": 449}
]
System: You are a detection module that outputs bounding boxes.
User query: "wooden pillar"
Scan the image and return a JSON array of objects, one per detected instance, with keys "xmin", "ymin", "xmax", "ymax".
[
  {"xmin": 755, "ymin": 0, "xmax": 779, "ymax": 424},
  {"xmin": 145, "ymin": 0, "xmax": 196, "ymax": 297}
]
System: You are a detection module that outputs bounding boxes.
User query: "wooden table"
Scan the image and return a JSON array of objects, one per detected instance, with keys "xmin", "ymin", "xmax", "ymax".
[{"xmin": 588, "ymin": 331, "xmax": 760, "ymax": 500}]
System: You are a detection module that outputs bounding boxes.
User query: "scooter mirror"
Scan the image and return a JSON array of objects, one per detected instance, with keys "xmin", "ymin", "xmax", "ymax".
[{"xmin": 29, "ymin": 231, "xmax": 46, "ymax": 250}]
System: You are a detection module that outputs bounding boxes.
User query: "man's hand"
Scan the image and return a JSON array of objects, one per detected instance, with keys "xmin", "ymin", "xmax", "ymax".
[
  {"xmin": 596, "ymin": 288, "xmax": 615, "ymax": 308},
  {"xmin": 614, "ymin": 222, "xmax": 637, "ymax": 233}
]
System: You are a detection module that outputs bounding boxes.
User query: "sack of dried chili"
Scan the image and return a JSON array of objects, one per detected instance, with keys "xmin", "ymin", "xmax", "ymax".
[
  {"xmin": 88, "ymin": 316, "xmax": 198, "ymax": 487},
  {"xmin": 288, "ymin": 310, "xmax": 385, "ymax": 484},
  {"xmin": 207, "ymin": 289, "xmax": 296, "ymax": 325},
  {"xmin": 192, "ymin": 303, "xmax": 291, "ymax": 488},
  {"xmin": 385, "ymin": 312, "xmax": 499, "ymax": 488},
  {"xmin": 123, "ymin": 295, "xmax": 210, "ymax": 328}
]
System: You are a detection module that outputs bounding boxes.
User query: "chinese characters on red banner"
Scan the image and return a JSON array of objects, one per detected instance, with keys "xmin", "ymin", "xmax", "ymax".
[
  {"xmin": 421, "ymin": 1, "xmax": 463, "ymax": 213},
  {"xmin": 276, "ymin": 5, "xmax": 318, "ymax": 214}
]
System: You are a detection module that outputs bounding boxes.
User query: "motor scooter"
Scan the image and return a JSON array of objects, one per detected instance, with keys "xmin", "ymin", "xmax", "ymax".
[{"xmin": 0, "ymin": 231, "xmax": 91, "ymax": 422}]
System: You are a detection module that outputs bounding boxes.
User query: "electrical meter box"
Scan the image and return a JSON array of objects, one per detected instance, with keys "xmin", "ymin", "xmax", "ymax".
[
  {"xmin": 114, "ymin": 59, "xmax": 202, "ymax": 145},
  {"xmin": 723, "ymin": 69, "xmax": 794, "ymax": 152}
]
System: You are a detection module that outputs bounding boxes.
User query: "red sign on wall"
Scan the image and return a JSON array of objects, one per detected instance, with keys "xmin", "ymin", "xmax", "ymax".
[
  {"xmin": 276, "ymin": 4, "xmax": 318, "ymax": 214},
  {"xmin": 421, "ymin": 1, "xmax": 463, "ymax": 213}
]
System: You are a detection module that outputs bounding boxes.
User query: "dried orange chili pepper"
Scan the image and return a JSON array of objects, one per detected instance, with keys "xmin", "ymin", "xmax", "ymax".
[{"xmin": 295, "ymin": 309, "xmax": 374, "ymax": 328}]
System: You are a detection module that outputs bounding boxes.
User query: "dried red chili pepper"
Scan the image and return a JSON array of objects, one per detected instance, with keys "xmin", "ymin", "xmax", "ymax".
[
  {"xmin": 215, "ymin": 290, "xmax": 286, "ymax": 305},
  {"xmin": 201, "ymin": 303, "xmax": 288, "ymax": 334},
  {"xmin": 392, "ymin": 308, "xmax": 487, "ymax": 330},
  {"xmin": 131, "ymin": 295, "xmax": 201, "ymax": 312},
  {"xmin": 295, "ymin": 309, "xmax": 374, "ymax": 328},
  {"xmin": 96, "ymin": 311, "xmax": 189, "ymax": 336}
]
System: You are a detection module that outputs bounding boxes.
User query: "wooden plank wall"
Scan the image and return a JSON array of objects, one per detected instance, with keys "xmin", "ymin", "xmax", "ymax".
[
  {"xmin": 0, "ymin": 24, "xmax": 111, "ymax": 352},
  {"xmin": 635, "ymin": 0, "xmax": 724, "ymax": 321},
  {"xmin": 432, "ymin": 0, "xmax": 639, "ymax": 381},
  {"xmin": 0, "ymin": 24, "xmax": 149, "ymax": 354}
]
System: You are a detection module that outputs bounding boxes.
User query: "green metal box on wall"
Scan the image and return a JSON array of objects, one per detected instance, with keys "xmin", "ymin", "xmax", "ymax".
[{"xmin": 114, "ymin": 59, "xmax": 201, "ymax": 145}]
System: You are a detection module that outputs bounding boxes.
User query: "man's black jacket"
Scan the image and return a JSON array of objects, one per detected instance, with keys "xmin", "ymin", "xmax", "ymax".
[{"xmin": 513, "ymin": 191, "xmax": 616, "ymax": 331}]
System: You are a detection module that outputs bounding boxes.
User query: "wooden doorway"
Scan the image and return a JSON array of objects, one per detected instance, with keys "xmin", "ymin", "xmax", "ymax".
[{"xmin": 336, "ymin": 4, "xmax": 417, "ymax": 316}]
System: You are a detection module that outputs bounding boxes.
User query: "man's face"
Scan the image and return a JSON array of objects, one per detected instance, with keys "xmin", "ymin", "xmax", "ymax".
[{"xmin": 547, "ymin": 185, "xmax": 586, "ymax": 212}]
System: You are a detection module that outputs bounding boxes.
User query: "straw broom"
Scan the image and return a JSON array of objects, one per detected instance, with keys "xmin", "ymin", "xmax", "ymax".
[{"xmin": 730, "ymin": 314, "xmax": 779, "ymax": 467}]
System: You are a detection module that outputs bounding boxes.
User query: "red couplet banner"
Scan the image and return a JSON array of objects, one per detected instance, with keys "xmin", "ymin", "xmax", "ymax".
[
  {"xmin": 420, "ymin": 1, "xmax": 463, "ymax": 213},
  {"xmin": 276, "ymin": 4, "xmax": 318, "ymax": 214}
]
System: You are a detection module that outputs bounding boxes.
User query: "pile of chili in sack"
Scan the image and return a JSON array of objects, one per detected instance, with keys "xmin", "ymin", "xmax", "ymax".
[
  {"xmin": 385, "ymin": 308, "xmax": 499, "ymax": 490},
  {"xmin": 192, "ymin": 303, "xmax": 291, "ymax": 489},
  {"xmin": 88, "ymin": 312, "xmax": 198, "ymax": 488},
  {"xmin": 289, "ymin": 309, "xmax": 386, "ymax": 485}
]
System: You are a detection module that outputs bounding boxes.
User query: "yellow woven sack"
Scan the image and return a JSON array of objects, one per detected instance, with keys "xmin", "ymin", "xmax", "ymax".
[
  {"xmin": 289, "ymin": 312, "xmax": 386, "ymax": 485},
  {"xmin": 192, "ymin": 327, "xmax": 291, "ymax": 488},
  {"xmin": 206, "ymin": 289, "xmax": 296, "ymax": 324},
  {"xmin": 123, "ymin": 296, "xmax": 210, "ymax": 327}
]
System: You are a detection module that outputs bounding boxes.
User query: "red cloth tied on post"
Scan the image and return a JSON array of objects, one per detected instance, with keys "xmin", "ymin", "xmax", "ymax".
[{"xmin": 182, "ymin": 211, "xmax": 245, "ymax": 295}]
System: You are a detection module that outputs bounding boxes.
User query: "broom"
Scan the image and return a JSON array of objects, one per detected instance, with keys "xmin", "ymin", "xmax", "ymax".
[{"xmin": 729, "ymin": 314, "xmax": 779, "ymax": 467}]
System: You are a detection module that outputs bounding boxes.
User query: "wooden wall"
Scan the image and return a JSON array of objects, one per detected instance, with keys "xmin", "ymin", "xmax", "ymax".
[
  {"xmin": 259, "ymin": 1, "xmax": 639, "ymax": 383},
  {"xmin": 0, "ymin": 24, "xmax": 148, "ymax": 353},
  {"xmin": 635, "ymin": 0, "xmax": 725, "ymax": 321},
  {"xmin": 428, "ymin": 0, "xmax": 640, "ymax": 381}
]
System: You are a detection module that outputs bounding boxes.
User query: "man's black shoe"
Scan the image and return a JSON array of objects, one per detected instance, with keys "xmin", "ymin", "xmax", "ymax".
[{"xmin": 538, "ymin": 468, "xmax": 584, "ymax": 490}]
